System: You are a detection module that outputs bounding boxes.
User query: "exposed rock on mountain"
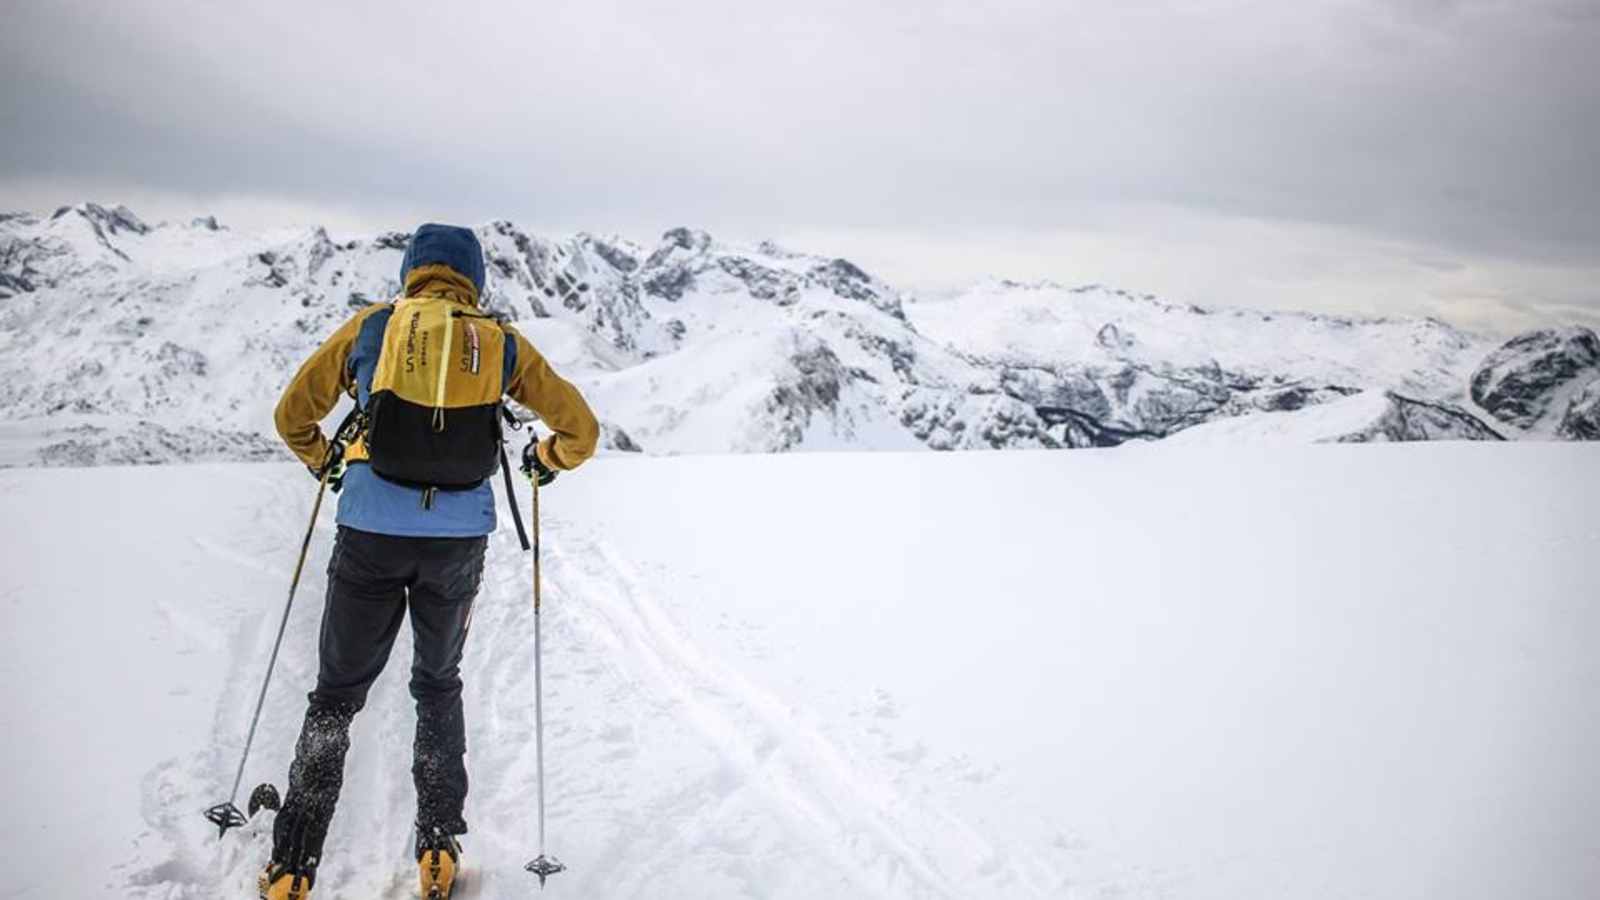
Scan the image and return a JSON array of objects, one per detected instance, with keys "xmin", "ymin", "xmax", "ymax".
[
  {"xmin": 598, "ymin": 422, "xmax": 644, "ymax": 453},
  {"xmin": 1335, "ymin": 393, "xmax": 1504, "ymax": 443},
  {"xmin": 2, "ymin": 205, "xmax": 151, "ymax": 294},
  {"xmin": 1557, "ymin": 380, "xmax": 1600, "ymax": 440},
  {"xmin": 1469, "ymin": 327, "xmax": 1600, "ymax": 431},
  {"xmin": 22, "ymin": 418, "xmax": 284, "ymax": 468},
  {"xmin": 912, "ymin": 280, "xmax": 1479, "ymax": 448},
  {"xmin": 1165, "ymin": 391, "xmax": 1503, "ymax": 445},
  {"xmin": 0, "ymin": 204, "xmax": 1589, "ymax": 467}
]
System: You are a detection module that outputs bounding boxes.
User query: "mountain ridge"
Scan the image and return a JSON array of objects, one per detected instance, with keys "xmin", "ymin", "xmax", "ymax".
[{"xmin": 1, "ymin": 203, "xmax": 1594, "ymax": 465}]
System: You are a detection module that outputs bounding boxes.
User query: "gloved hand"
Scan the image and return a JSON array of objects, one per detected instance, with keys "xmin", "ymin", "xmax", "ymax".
[
  {"xmin": 312, "ymin": 439, "xmax": 349, "ymax": 492},
  {"xmin": 521, "ymin": 438, "xmax": 557, "ymax": 487}
]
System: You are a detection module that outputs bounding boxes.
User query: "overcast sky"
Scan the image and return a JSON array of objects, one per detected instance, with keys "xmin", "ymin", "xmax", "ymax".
[{"xmin": 3, "ymin": 0, "xmax": 1597, "ymax": 333}]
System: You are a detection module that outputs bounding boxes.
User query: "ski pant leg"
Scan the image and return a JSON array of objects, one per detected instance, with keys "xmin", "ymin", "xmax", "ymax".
[
  {"xmin": 273, "ymin": 527, "xmax": 411, "ymax": 868},
  {"xmin": 406, "ymin": 535, "xmax": 487, "ymax": 836}
]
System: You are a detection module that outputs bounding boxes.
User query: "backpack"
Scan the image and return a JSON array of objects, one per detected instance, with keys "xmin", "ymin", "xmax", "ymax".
[{"xmin": 365, "ymin": 294, "xmax": 507, "ymax": 491}]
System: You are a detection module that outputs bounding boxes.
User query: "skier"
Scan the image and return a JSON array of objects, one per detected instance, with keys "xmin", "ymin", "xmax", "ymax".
[{"xmin": 260, "ymin": 224, "xmax": 599, "ymax": 900}]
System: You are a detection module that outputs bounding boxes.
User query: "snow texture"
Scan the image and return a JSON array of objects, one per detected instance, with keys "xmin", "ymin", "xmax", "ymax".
[
  {"xmin": 1164, "ymin": 390, "xmax": 1505, "ymax": 445},
  {"xmin": 3, "ymin": 447, "xmax": 1598, "ymax": 899},
  {"xmin": 2, "ymin": 204, "xmax": 1588, "ymax": 468}
]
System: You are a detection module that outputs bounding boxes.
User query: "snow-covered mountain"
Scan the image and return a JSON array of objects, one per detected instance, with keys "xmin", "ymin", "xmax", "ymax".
[{"xmin": 2, "ymin": 203, "xmax": 1594, "ymax": 465}]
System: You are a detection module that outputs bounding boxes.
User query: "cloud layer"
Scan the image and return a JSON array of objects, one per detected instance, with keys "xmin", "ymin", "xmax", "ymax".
[{"xmin": 4, "ymin": 0, "xmax": 1596, "ymax": 330}]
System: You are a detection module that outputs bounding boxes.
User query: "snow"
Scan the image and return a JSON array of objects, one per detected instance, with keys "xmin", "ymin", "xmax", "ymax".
[
  {"xmin": 6, "ymin": 206, "xmax": 1543, "ymax": 464},
  {"xmin": 907, "ymin": 281, "xmax": 1487, "ymax": 400},
  {"xmin": 1156, "ymin": 391, "xmax": 1392, "ymax": 444},
  {"xmin": 5, "ymin": 444, "xmax": 1597, "ymax": 899},
  {"xmin": 1157, "ymin": 390, "xmax": 1506, "ymax": 444}
]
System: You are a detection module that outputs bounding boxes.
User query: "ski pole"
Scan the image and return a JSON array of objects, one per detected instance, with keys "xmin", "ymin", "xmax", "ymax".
[
  {"xmin": 524, "ymin": 471, "xmax": 565, "ymax": 888},
  {"xmin": 203, "ymin": 448, "xmax": 334, "ymax": 838}
]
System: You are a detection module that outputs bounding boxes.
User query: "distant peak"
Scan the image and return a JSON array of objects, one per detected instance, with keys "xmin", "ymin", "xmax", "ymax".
[
  {"xmin": 643, "ymin": 227, "xmax": 714, "ymax": 272},
  {"xmin": 995, "ymin": 277, "xmax": 1069, "ymax": 291},
  {"xmin": 659, "ymin": 227, "xmax": 713, "ymax": 253},
  {"xmin": 373, "ymin": 230, "xmax": 412, "ymax": 250},
  {"xmin": 821, "ymin": 257, "xmax": 871, "ymax": 282},
  {"xmin": 756, "ymin": 239, "xmax": 800, "ymax": 259},
  {"xmin": 52, "ymin": 202, "xmax": 151, "ymax": 236}
]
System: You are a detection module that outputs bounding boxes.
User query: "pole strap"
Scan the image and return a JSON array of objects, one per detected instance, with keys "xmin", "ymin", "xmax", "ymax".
[
  {"xmin": 497, "ymin": 404, "xmax": 532, "ymax": 552},
  {"xmin": 500, "ymin": 443, "xmax": 532, "ymax": 552}
]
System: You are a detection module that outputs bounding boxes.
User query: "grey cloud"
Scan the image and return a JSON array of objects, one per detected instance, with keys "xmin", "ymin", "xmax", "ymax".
[{"xmin": 3, "ymin": 0, "xmax": 1597, "ymax": 270}]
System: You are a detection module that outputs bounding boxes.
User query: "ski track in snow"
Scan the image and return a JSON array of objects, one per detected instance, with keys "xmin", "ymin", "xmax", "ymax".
[
  {"xmin": 120, "ymin": 487, "xmax": 1043, "ymax": 899},
  {"xmin": 551, "ymin": 538, "xmax": 978, "ymax": 899},
  {"xmin": 17, "ymin": 450, "xmax": 1595, "ymax": 900}
]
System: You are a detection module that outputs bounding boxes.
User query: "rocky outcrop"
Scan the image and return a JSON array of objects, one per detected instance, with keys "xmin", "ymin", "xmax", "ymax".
[
  {"xmin": 58, "ymin": 202, "xmax": 150, "ymax": 237},
  {"xmin": 1335, "ymin": 393, "xmax": 1504, "ymax": 443},
  {"xmin": 35, "ymin": 422, "xmax": 284, "ymax": 467},
  {"xmin": 600, "ymin": 422, "xmax": 644, "ymax": 453},
  {"xmin": 717, "ymin": 256, "xmax": 796, "ymax": 304},
  {"xmin": 1557, "ymin": 379, "xmax": 1600, "ymax": 440},
  {"xmin": 1, "ymin": 204, "xmax": 195, "ymax": 296},
  {"xmin": 0, "ymin": 217, "xmax": 72, "ymax": 293},
  {"xmin": 807, "ymin": 258, "xmax": 905, "ymax": 320},
  {"xmin": 1469, "ymin": 327, "xmax": 1600, "ymax": 430},
  {"xmin": 899, "ymin": 390, "xmax": 1059, "ymax": 451},
  {"xmin": 478, "ymin": 223, "xmax": 666, "ymax": 355},
  {"xmin": 1163, "ymin": 390, "xmax": 1503, "ymax": 445},
  {"xmin": 990, "ymin": 359, "xmax": 1366, "ymax": 447},
  {"xmin": 759, "ymin": 341, "xmax": 848, "ymax": 451}
]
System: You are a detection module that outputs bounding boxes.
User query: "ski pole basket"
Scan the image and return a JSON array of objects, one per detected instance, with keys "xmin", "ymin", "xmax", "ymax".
[
  {"xmin": 525, "ymin": 854, "xmax": 565, "ymax": 888},
  {"xmin": 202, "ymin": 802, "xmax": 248, "ymax": 838}
]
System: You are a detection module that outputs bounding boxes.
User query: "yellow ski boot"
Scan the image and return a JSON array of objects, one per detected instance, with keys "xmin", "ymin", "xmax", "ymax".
[
  {"xmin": 258, "ymin": 861, "xmax": 314, "ymax": 900},
  {"xmin": 416, "ymin": 828, "xmax": 462, "ymax": 899}
]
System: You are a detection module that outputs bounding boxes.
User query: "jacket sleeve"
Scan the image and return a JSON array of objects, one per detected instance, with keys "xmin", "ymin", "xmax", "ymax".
[
  {"xmin": 273, "ymin": 308, "xmax": 376, "ymax": 469},
  {"xmin": 504, "ymin": 327, "xmax": 600, "ymax": 471}
]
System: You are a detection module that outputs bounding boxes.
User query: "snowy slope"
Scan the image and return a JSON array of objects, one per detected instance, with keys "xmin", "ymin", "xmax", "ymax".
[
  {"xmin": 906, "ymin": 281, "xmax": 1502, "ymax": 447},
  {"xmin": 1163, "ymin": 390, "xmax": 1509, "ymax": 445},
  {"xmin": 5, "ymin": 204, "xmax": 1571, "ymax": 465},
  {"xmin": 910, "ymin": 280, "xmax": 1482, "ymax": 399},
  {"xmin": 5, "ymin": 446, "xmax": 1598, "ymax": 899}
]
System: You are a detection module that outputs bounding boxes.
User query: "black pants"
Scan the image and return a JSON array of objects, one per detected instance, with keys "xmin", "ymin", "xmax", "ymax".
[{"xmin": 272, "ymin": 526, "xmax": 487, "ymax": 870}]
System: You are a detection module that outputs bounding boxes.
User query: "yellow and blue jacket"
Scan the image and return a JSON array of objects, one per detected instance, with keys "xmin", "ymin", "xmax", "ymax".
[{"xmin": 274, "ymin": 264, "xmax": 599, "ymax": 537}]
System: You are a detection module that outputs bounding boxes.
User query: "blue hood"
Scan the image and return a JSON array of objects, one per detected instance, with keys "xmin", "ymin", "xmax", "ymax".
[{"xmin": 400, "ymin": 223, "xmax": 485, "ymax": 296}]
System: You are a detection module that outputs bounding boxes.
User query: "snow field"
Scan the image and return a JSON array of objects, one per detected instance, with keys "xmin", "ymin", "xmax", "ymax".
[{"xmin": 3, "ymin": 444, "xmax": 1597, "ymax": 898}]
